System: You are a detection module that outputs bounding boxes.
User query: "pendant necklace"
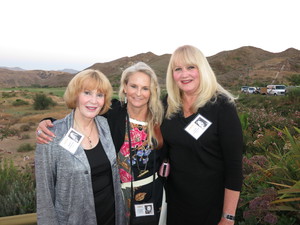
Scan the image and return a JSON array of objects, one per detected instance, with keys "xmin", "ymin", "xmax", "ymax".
[{"xmin": 74, "ymin": 119, "xmax": 94, "ymax": 148}]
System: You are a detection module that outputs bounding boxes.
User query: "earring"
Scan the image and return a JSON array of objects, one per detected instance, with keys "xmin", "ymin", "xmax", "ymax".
[{"xmin": 124, "ymin": 96, "xmax": 127, "ymax": 104}]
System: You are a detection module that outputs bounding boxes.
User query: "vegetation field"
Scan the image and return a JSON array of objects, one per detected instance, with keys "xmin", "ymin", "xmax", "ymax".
[{"xmin": 1, "ymin": 87, "xmax": 67, "ymax": 97}]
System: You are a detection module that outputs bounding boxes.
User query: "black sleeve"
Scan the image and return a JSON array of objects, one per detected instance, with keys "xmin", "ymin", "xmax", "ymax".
[
  {"xmin": 40, "ymin": 117, "xmax": 57, "ymax": 122},
  {"xmin": 218, "ymin": 101, "xmax": 244, "ymax": 191}
]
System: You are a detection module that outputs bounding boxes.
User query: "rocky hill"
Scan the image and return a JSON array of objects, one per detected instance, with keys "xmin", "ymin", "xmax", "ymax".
[
  {"xmin": 0, "ymin": 46, "xmax": 299, "ymax": 89},
  {"xmin": 0, "ymin": 69, "xmax": 74, "ymax": 88},
  {"xmin": 208, "ymin": 46, "xmax": 300, "ymax": 87}
]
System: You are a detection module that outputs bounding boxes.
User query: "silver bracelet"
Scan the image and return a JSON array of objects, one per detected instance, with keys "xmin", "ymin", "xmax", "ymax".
[{"xmin": 222, "ymin": 213, "xmax": 235, "ymax": 221}]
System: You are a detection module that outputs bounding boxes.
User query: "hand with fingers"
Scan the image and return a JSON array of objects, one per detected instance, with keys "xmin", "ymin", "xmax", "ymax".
[{"xmin": 36, "ymin": 119, "xmax": 55, "ymax": 144}]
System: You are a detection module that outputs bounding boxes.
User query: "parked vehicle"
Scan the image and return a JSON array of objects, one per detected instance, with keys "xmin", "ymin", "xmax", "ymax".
[
  {"xmin": 241, "ymin": 86, "xmax": 249, "ymax": 93},
  {"xmin": 267, "ymin": 85, "xmax": 286, "ymax": 96},
  {"xmin": 259, "ymin": 87, "xmax": 268, "ymax": 95},
  {"xmin": 246, "ymin": 87, "xmax": 257, "ymax": 94}
]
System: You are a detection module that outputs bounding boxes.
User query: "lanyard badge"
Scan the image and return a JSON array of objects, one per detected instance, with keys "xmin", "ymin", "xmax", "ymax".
[
  {"xmin": 134, "ymin": 203, "xmax": 154, "ymax": 217},
  {"xmin": 184, "ymin": 114, "xmax": 212, "ymax": 140},
  {"xmin": 59, "ymin": 128, "xmax": 84, "ymax": 154}
]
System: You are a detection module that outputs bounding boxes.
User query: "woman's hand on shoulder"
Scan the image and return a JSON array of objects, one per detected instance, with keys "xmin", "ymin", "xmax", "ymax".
[{"xmin": 36, "ymin": 120, "xmax": 55, "ymax": 144}]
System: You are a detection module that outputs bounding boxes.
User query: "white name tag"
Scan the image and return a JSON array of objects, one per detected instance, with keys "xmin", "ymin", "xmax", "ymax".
[
  {"xmin": 184, "ymin": 114, "xmax": 212, "ymax": 140},
  {"xmin": 59, "ymin": 128, "xmax": 84, "ymax": 154},
  {"xmin": 134, "ymin": 203, "xmax": 154, "ymax": 217}
]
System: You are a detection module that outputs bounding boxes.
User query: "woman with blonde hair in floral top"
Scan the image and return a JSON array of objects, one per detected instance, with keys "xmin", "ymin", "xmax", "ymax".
[{"xmin": 107, "ymin": 62, "xmax": 165, "ymax": 225}]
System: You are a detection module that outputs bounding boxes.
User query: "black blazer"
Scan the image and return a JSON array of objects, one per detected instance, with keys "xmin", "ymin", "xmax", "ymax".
[{"xmin": 104, "ymin": 99, "xmax": 127, "ymax": 153}]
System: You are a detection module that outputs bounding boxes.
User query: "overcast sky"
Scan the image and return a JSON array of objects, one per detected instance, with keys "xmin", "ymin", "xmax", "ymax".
[{"xmin": 0, "ymin": 0, "xmax": 299, "ymax": 71}]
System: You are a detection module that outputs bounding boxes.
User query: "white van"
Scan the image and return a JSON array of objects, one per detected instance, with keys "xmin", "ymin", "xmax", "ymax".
[{"xmin": 267, "ymin": 85, "xmax": 286, "ymax": 96}]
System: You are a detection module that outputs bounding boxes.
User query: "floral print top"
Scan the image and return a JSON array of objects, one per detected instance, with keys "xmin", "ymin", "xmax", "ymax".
[{"xmin": 118, "ymin": 118, "xmax": 153, "ymax": 182}]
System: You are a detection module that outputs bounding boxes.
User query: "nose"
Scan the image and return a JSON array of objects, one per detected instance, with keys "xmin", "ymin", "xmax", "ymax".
[
  {"xmin": 90, "ymin": 94, "xmax": 97, "ymax": 103},
  {"xmin": 136, "ymin": 88, "xmax": 141, "ymax": 96},
  {"xmin": 181, "ymin": 67, "xmax": 189, "ymax": 75}
]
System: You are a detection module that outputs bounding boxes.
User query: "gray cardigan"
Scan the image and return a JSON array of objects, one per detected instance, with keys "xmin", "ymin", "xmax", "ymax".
[{"xmin": 35, "ymin": 111, "xmax": 125, "ymax": 225}]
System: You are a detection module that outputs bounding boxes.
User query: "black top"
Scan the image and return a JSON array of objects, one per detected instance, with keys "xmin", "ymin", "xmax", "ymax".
[
  {"xmin": 84, "ymin": 140, "xmax": 115, "ymax": 225},
  {"xmin": 161, "ymin": 96, "xmax": 243, "ymax": 225}
]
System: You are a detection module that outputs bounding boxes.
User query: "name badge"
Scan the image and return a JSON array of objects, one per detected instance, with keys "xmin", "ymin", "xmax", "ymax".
[
  {"xmin": 134, "ymin": 203, "xmax": 154, "ymax": 217},
  {"xmin": 184, "ymin": 114, "xmax": 212, "ymax": 140},
  {"xmin": 59, "ymin": 128, "xmax": 84, "ymax": 154}
]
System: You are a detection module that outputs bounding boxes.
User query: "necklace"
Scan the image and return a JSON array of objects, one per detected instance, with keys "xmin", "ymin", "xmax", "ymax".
[{"xmin": 74, "ymin": 119, "xmax": 94, "ymax": 148}]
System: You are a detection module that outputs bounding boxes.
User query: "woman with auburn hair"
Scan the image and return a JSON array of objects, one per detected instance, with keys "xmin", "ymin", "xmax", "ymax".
[
  {"xmin": 35, "ymin": 69, "xmax": 125, "ymax": 225},
  {"xmin": 36, "ymin": 62, "xmax": 166, "ymax": 225},
  {"xmin": 161, "ymin": 45, "xmax": 243, "ymax": 225}
]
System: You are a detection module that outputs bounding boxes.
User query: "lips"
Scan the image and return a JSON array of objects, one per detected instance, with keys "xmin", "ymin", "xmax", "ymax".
[
  {"xmin": 86, "ymin": 106, "xmax": 97, "ymax": 110},
  {"xmin": 181, "ymin": 79, "xmax": 192, "ymax": 84}
]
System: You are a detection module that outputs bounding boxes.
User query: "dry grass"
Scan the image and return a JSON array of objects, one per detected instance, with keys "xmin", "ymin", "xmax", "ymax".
[
  {"xmin": 0, "ymin": 92, "xmax": 71, "ymax": 170},
  {"xmin": 18, "ymin": 109, "xmax": 71, "ymax": 124}
]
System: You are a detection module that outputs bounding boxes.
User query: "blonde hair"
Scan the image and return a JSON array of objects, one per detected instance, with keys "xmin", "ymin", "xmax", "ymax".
[
  {"xmin": 64, "ymin": 69, "xmax": 112, "ymax": 115},
  {"xmin": 166, "ymin": 45, "xmax": 236, "ymax": 118},
  {"xmin": 119, "ymin": 62, "xmax": 163, "ymax": 147}
]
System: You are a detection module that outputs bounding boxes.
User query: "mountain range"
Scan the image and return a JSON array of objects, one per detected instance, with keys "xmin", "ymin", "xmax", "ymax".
[{"xmin": 0, "ymin": 46, "xmax": 299, "ymax": 89}]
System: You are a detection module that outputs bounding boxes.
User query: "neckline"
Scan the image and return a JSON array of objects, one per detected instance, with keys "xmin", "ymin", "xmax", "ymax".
[{"xmin": 129, "ymin": 117, "xmax": 148, "ymax": 126}]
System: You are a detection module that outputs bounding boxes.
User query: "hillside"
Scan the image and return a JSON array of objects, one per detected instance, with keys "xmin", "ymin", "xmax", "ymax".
[
  {"xmin": 0, "ymin": 69, "xmax": 75, "ymax": 88},
  {"xmin": 0, "ymin": 46, "xmax": 299, "ymax": 89}
]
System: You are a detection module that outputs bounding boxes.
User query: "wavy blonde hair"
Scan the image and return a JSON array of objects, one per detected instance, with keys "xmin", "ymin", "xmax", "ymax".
[
  {"xmin": 64, "ymin": 69, "xmax": 112, "ymax": 115},
  {"xmin": 119, "ymin": 62, "xmax": 163, "ymax": 147},
  {"xmin": 166, "ymin": 45, "xmax": 236, "ymax": 119}
]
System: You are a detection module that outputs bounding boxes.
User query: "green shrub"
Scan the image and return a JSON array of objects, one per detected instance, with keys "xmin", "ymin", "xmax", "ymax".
[
  {"xmin": 0, "ymin": 160, "xmax": 36, "ymax": 216},
  {"xmin": 17, "ymin": 143, "xmax": 34, "ymax": 152},
  {"xmin": 239, "ymin": 127, "xmax": 300, "ymax": 224},
  {"xmin": 0, "ymin": 126, "xmax": 19, "ymax": 140},
  {"xmin": 239, "ymin": 112, "xmax": 249, "ymax": 131},
  {"xmin": 286, "ymin": 74, "xmax": 300, "ymax": 85},
  {"xmin": 28, "ymin": 121, "xmax": 36, "ymax": 127},
  {"xmin": 20, "ymin": 124, "xmax": 31, "ymax": 131},
  {"xmin": 286, "ymin": 87, "xmax": 300, "ymax": 103},
  {"xmin": 33, "ymin": 93, "xmax": 57, "ymax": 110},
  {"xmin": 12, "ymin": 99, "xmax": 29, "ymax": 106},
  {"xmin": 2, "ymin": 91, "xmax": 16, "ymax": 98}
]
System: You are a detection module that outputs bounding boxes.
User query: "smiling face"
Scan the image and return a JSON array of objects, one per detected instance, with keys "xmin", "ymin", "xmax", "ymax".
[
  {"xmin": 76, "ymin": 89, "xmax": 105, "ymax": 120},
  {"xmin": 124, "ymin": 71, "xmax": 151, "ymax": 111},
  {"xmin": 172, "ymin": 64, "xmax": 200, "ymax": 96}
]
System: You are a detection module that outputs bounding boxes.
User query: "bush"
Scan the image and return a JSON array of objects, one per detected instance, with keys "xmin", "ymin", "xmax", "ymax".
[
  {"xmin": 238, "ymin": 127, "xmax": 300, "ymax": 224},
  {"xmin": 17, "ymin": 143, "xmax": 34, "ymax": 152},
  {"xmin": 28, "ymin": 121, "xmax": 36, "ymax": 127},
  {"xmin": 33, "ymin": 93, "xmax": 57, "ymax": 110},
  {"xmin": 286, "ymin": 74, "xmax": 300, "ymax": 85},
  {"xmin": 20, "ymin": 124, "xmax": 31, "ymax": 131},
  {"xmin": 286, "ymin": 87, "xmax": 300, "ymax": 103},
  {"xmin": 0, "ymin": 160, "xmax": 36, "ymax": 216},
  {"xmin": 0, "ymin": 126, "xmax": 19, "ymax": 140},
  {"xmin": 2, "ymin": 92, "xmax": 16, "ymax": 98},
  {"xmin": 12, "ymin": 99, "xmax": 29, "ymax": 106}
]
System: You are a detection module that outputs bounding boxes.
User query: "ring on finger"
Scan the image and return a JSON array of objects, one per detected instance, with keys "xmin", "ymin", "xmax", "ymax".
[{"xmin": 37, "ymin": 130, "xmax": 43, "ymax": 136}]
